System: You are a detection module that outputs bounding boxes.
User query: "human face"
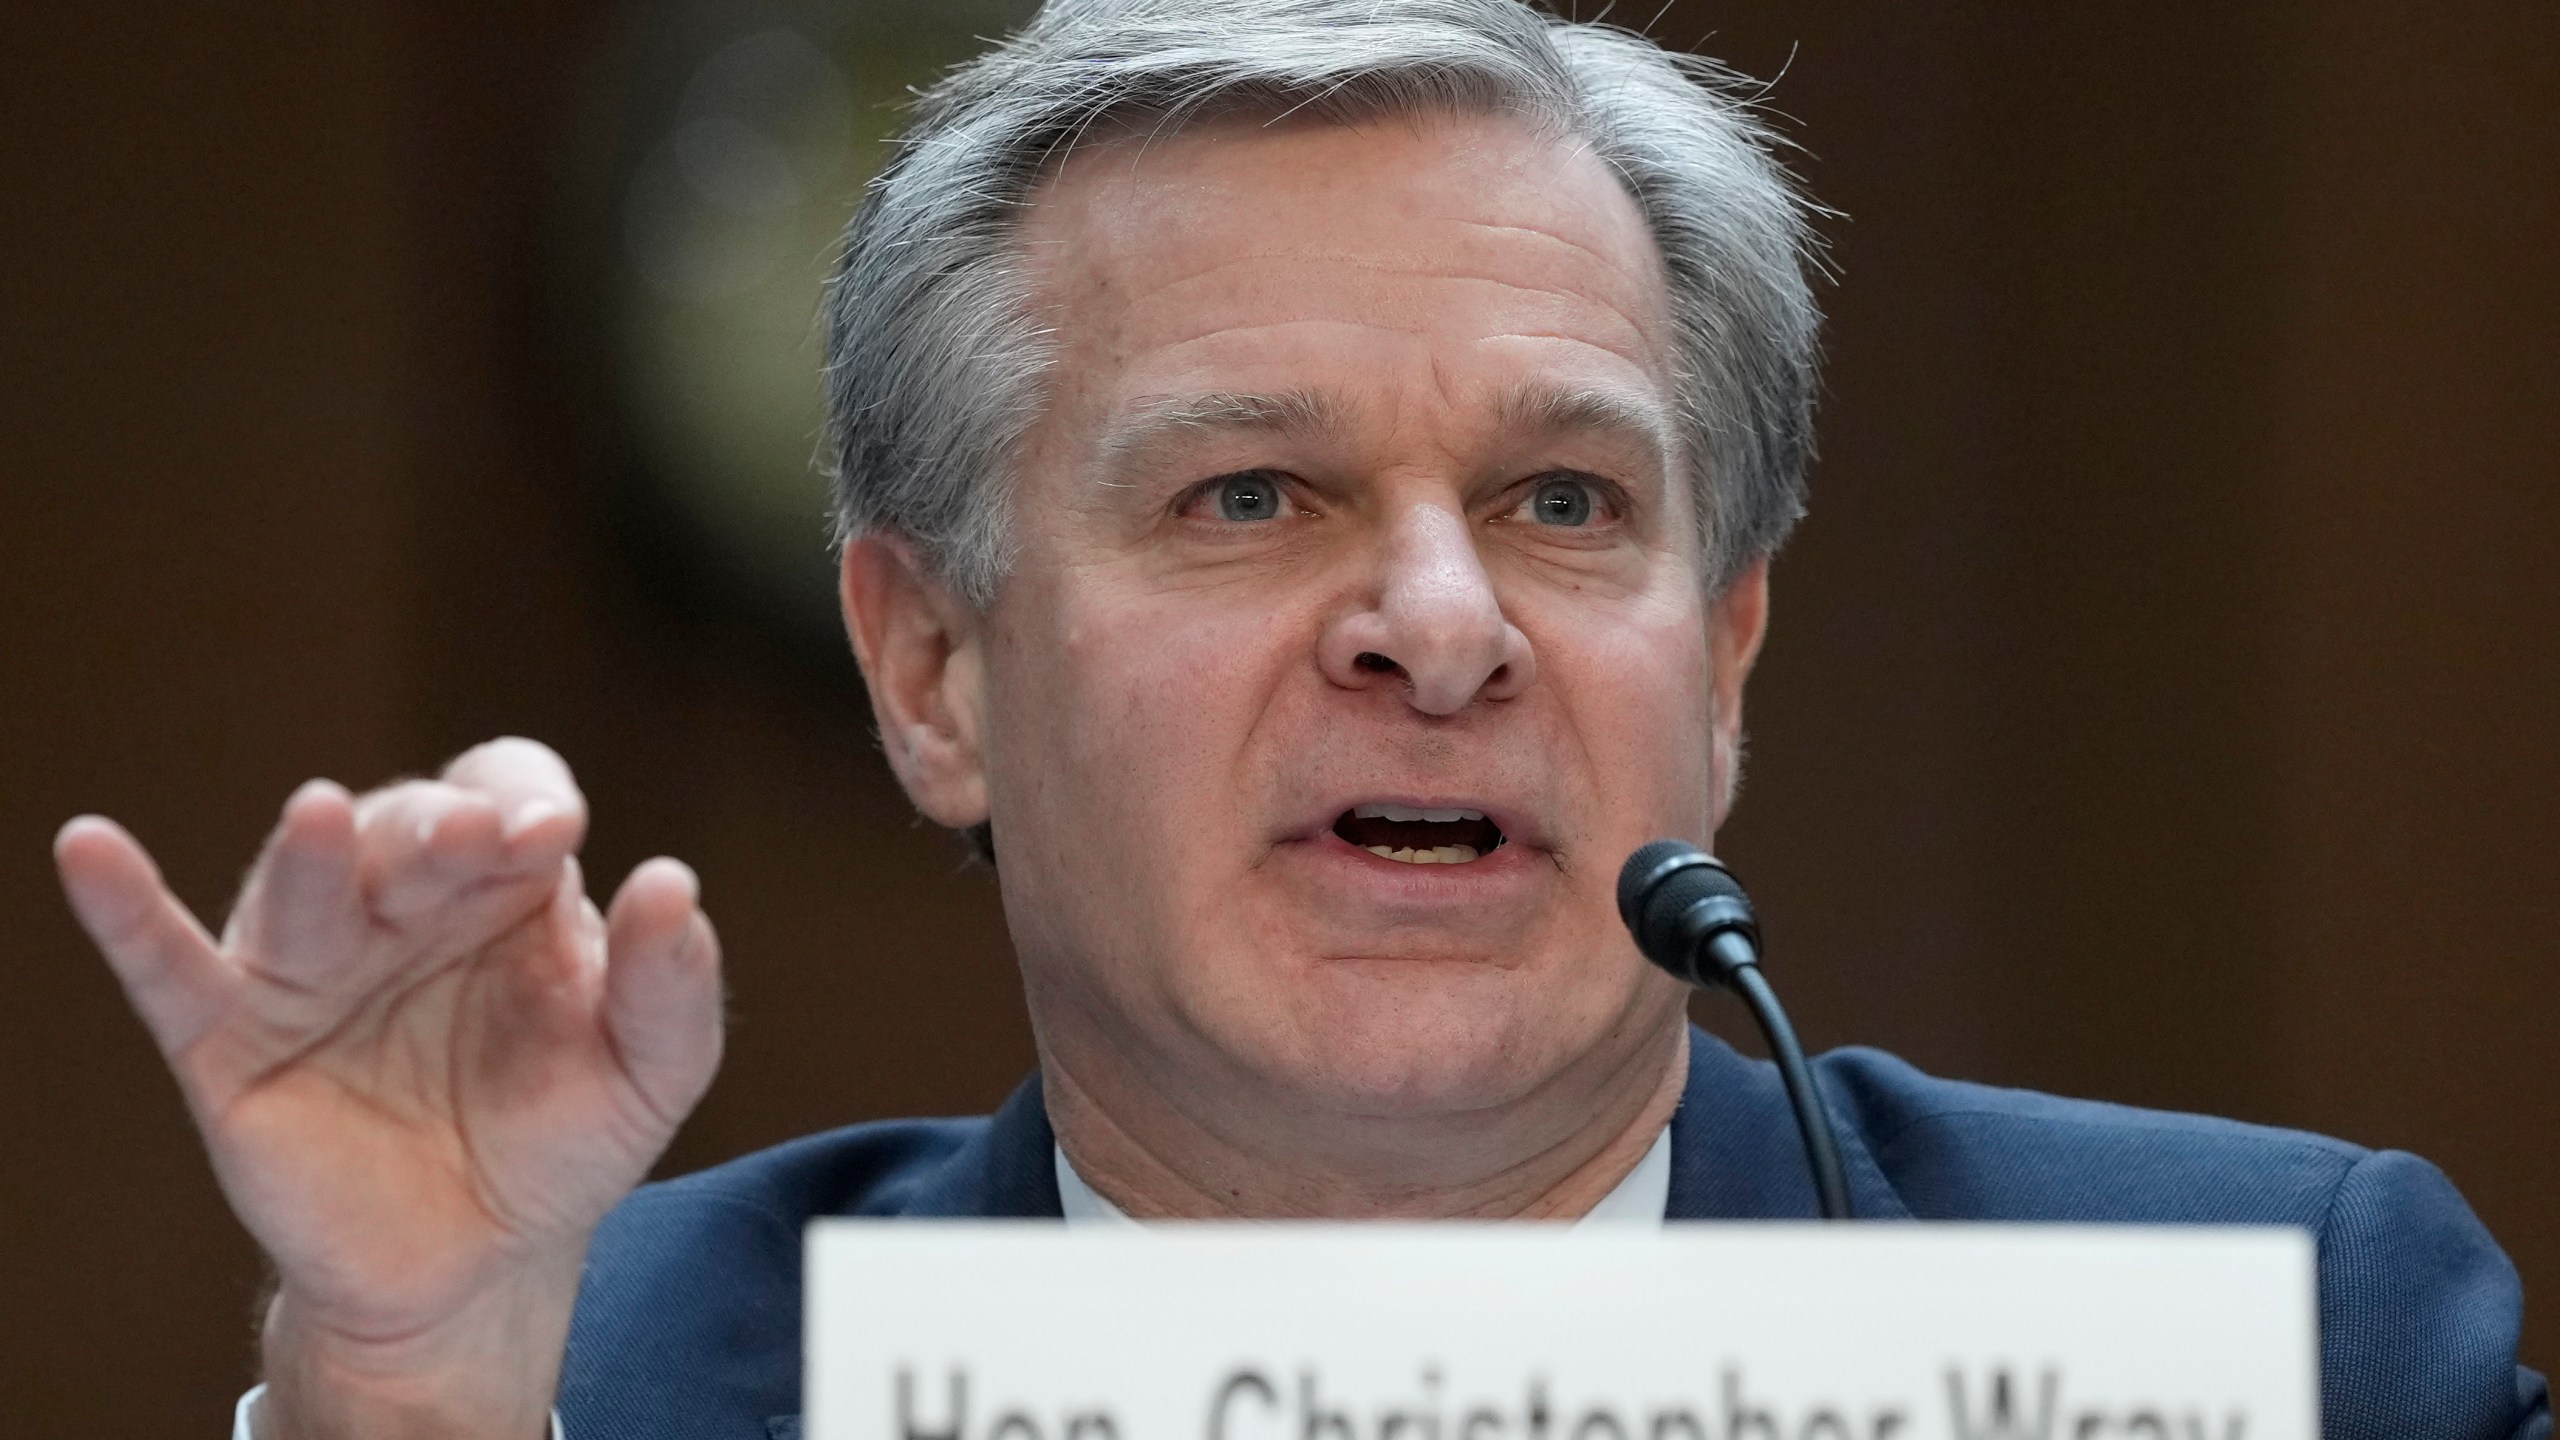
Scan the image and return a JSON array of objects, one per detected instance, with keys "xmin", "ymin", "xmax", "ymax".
[{"xmin": 859, "ymin": 111, "xmax": 1765, "ymax": 1125}]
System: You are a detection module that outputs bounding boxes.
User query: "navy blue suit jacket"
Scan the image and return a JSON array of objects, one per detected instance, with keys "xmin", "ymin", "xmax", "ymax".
[{"xmin": 560, "ymin": 1029, "xmax": 2548, "ymax": 1440}]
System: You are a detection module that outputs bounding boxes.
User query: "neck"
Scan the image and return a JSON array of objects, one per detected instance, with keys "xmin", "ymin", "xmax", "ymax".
[{"xmin": 1039, "ymin": 1020, "xmax": 1689, "ymax": 1220}]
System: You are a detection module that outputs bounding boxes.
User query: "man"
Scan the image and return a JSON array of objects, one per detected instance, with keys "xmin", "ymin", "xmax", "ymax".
[{"xmin": 51, "ymin": 2, "xmax": 2545, "ymax": 1437}]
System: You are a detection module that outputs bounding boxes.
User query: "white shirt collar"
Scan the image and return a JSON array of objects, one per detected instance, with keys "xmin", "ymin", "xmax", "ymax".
[{"xmin": 1054, "ymin": 1124, "xmax": 1672, "ymax": 1226}]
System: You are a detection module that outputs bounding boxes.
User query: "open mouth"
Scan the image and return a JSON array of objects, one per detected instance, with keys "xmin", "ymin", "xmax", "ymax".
[{"xmin": 1330, "ymin": 804, "xmax": 1508, "ymax": 865}]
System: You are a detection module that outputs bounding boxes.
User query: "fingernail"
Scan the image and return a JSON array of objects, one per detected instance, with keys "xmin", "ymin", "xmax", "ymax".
[
  {"xmin": 289, "ymin": 777, "xmax": 344, "ymax": 807},
  {"xmin": 507, "ymin": 800, "xmax": 563, "ymax": 839},
  {"xmin": 664, "ymin": 857, "xmax": 700, "ymax": 903}
]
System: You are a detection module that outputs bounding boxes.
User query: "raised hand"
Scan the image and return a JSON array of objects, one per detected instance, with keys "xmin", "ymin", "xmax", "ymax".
[{"xmin": 54, "ymin": 738, "xmax": 724, "ymax": 1438}]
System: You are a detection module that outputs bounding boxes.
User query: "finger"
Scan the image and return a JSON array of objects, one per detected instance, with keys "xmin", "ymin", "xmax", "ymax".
[
  {"xmin": 350, "ymin": 780, "xmax": 513, "ymax": 923},
  {"xmin": 447, "ymin": 856, "xmax": 610, "ymax": 1090},
  {"xmin": 228, "ymin": 780, "xmax": 367, "ymax": 990},
  {"xmin": 54, "ymin": 815, "xmax": 239, "ymax": 1059},
  {"xmin": 600, "ymin": 859, "xmax": 724, "ymax": 1131},
  {"xmin": 553, "ymin": 855, "xmax": 607, "ymax": 986},
  {"xmin": 438, "ymin": 737, "xmax": 589, "ymax": 863}
]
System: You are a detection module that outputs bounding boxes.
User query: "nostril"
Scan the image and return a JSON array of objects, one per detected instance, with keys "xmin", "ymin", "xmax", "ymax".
[{"xmin": 1354, "ymin": 651, "xmax": 1400, "ymax": 675}]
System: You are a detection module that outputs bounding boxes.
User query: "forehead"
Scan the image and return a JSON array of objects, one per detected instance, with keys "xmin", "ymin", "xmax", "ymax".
[{"xmin": 1012, "ymin": 108, "xmax": 1675, "ymax": 436}]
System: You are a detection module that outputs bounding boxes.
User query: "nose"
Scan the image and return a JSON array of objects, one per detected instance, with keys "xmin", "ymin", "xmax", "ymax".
[{"xmin": 1318, "ymin": 502, "xmax": 1536, "ymax": 714}]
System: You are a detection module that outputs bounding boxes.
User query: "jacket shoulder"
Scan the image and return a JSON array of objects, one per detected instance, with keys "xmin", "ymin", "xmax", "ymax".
[
  {"xmin": 1813, "ymin": 1046, "xmax": 2544, "ymax": 1440},
  {"xmin": 576, "ymin": 1113, "xmax": 994, "ymax": 1321},
  {"xmin": 1816, "ymin": 1045, "xmax": 2365, "ymax": 1224},
  {"xmin": 631, "ymin": 1114, "xmax": 992, "ymax": 1223},
  {"xmin": 559, "ymin": 1117, "xmax": 991, "ymax": 1440}
]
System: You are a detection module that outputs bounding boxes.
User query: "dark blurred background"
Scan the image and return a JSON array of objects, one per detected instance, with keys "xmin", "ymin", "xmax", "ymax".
[{"xmin": 4, "ymin": 0, "xmax": 2552, "ymax": 1426}]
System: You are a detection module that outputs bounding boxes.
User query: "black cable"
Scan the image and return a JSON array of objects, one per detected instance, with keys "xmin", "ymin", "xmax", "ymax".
[{"xmin": 1729, "ymin": 962, "xmax": 1852, "ymax": 1220}]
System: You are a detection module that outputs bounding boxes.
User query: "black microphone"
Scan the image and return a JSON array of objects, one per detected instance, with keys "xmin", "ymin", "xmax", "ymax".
[{"xmin": 1617, "ymin": 841, "xmax": 1852, "ymax": 1220}]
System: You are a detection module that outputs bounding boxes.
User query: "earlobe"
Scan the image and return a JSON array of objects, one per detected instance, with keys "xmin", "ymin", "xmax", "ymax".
[{"xmin": 838, "ymin": 536, "xmax": 991, "ymax": 829}]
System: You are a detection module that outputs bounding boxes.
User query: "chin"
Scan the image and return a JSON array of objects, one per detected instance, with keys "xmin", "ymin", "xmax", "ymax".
[{"xmin": 1217, "ymin": 955, "xmax": 1644, "ymax": 1119}]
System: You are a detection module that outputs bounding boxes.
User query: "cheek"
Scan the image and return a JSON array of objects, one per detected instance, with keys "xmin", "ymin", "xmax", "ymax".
[
  {"xmin": 1531, "ymin": 591, "xmax": 1718, "ymax": 830},
  {"xmin": 991, "ymin": 576, "xmax": 1309, "ymax": 865}
]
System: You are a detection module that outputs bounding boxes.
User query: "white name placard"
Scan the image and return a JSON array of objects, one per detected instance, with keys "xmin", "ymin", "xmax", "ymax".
[{"xmin": 808, "ymin": 1224, "xmax": 2315, "ymax": 1440}]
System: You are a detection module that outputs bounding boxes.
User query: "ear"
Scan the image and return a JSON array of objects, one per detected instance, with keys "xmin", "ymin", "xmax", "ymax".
[
  {"xmin": 1705, "ymin": 557, "xmax": 1771, "ymax": 823},
  {"xmin": 839, "ymin": 535, "xmax": 990, "ymax": 829}
]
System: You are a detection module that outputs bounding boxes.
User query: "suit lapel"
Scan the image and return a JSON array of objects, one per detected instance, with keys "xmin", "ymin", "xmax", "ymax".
[{"xmin": 899, "ymin": 1072, "xmax": 1067, "ymax": 1219}]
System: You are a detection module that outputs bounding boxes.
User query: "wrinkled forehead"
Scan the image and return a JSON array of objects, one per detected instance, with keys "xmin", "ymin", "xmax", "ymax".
[{"xmin": 1009, "ymin": 107, "xmax": 1678, "ymax": 432}]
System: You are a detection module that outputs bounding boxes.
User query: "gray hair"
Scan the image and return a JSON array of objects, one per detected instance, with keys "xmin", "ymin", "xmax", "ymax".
[{"xmin": 822, "ymin": 0, "xmax": 1821, "ymax": 603}]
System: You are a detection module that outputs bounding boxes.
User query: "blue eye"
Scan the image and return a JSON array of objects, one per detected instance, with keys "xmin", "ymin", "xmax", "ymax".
[
  {"xmin": 1528, "ymin": 476, "xmax": 1595, "ymax": 526},
  {"xmin": 1213, "ymin": 473, "xmax": 1284, "ymax": 522}
]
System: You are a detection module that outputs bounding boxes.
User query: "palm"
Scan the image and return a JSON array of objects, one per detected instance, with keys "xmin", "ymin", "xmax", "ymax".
[{"xmin": 205, "ymin": 920, "xmax": 648, "ymax": 1336}]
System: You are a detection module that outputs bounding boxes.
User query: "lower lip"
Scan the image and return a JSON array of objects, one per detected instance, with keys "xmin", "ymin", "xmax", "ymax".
[{"xmin": 1281, "ymin": 828, "xmax": 1546, "ymax": 902}]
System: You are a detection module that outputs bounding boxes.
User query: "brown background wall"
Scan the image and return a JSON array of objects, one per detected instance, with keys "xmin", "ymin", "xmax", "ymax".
[{"xmin": 2, "ymin": 1, "xmax": 2551, "ymax": 1425}]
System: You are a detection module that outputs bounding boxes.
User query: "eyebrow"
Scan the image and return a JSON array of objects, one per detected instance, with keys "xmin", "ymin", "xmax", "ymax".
[
  {"xmin": 1490, "ymin": 382, "xmax": 1680, "ymax": 473},
  {"xmin": 1099, "ymin": 388, "xmax": 1348, "ymax": 471},
  {"xmin": 1096, "ymin": 381, "xmax": 1677, "ymax": 474}
]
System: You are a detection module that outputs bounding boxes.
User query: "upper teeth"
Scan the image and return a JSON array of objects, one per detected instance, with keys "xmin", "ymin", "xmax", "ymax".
[{"xmin": 1351, "ymin": 804, "xmax": 1485, "ymax": 824}]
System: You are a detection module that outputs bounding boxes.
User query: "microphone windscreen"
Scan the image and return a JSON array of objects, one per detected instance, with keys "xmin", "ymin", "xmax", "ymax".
[
  {"xmin": 1616, "ymin": 839, "xmax": 1700, "ymax": 928},
  {"xmin": 1617, "ymin": 841, "xmax": 1753, "ymax": 980}
]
